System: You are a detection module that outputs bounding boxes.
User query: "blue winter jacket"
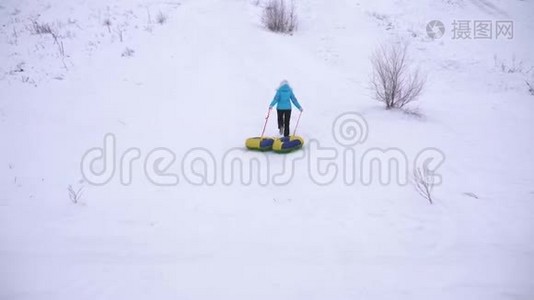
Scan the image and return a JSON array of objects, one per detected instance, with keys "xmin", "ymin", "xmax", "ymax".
[{"xmin": 269, "ymin": 84, "xmax": 302, "ymax": 110}]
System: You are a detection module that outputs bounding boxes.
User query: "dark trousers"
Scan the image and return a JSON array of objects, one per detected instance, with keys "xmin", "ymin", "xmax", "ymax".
[{"xmin": 277, "ymin": 109, "xmax": 291, "ymax": 137}]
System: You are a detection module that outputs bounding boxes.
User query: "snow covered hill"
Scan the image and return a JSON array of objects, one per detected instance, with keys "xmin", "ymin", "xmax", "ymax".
[{"xmin": 1, "ymin": 0, "xmax": 533, "ymax": 299}]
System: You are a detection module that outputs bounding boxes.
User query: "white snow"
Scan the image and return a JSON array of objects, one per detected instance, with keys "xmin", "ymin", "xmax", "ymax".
[{"xmin": 1, "ymin": 0, "xmax": 533, "ymax": 299}]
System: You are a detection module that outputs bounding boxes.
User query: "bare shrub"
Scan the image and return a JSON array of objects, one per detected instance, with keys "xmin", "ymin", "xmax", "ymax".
[
  {"xmin": 146, "ymin": 7, "xmax": 152, "ymax": 24},
  {"xmin": 413, "ymin": 167, "xmax": 435, "ymax": 204},
  {"xmin": 122, "ymin": 47, "xmax": 135, "ymax": 57},
  {"xmin": 115, "ymin": 25, "xmax": 124, "ymax": 42},
  {"xmin": 30, "ymin": 21, "xmax": 53, "ymax": 35},
  {"xmin": 156, "ymin": 11, "xmax": 167, "ymax": 25},
  {"xmin": 29, "ymin": 21, "xmax": 68, "ymax": 69},
  {"xmin": 370, "ymin": 43, "xmax": 425, "ymax": 109},
  {"xmin": 68, "ymin": 185, "xmax": 84, "ymax": 204},
  {"xmin": 402, "ymin": 106, "xmax": 423, "ymax": 118},
  {"xmin": 262, "ymin": 0, "xmax": 298, "ymax": 34},
  {"xmin": 13, "ymin": 62, "xmax": 25, "ymax": 73},
  {"xmin": 495, "ymin": 56, "xmax": 532, "ymax": 74},
  {"xmin": 370, "ymin": 12, "xmax": 394, "ymax": 30},
  {"xmin": 527, "ymin": 80, "xmax": 534, "ymax": 96},
  {"xmin": 9, "ymin": 27, "xmax": 18, "ymax": 46},
  {"xmin": 50, "ymin": 31, "xmax": 68, "ymax": 70},
  {"xmin": 103, "ymin": 18, "xmax": 112, "ymax": 33},
  {"xmin": 50, "ymin": 32, "xmax": 64, "ymax": 56},
  {"xmin": 463, "ymin": 192, "xmax": 479, "ymax": 199},
  {"xmin": 21, "ymin": 75, "xmax": 35, "ymax": 85},
  {"xmin": 144, "ymin": 8, "xmax": 152, "ymax": 31}
]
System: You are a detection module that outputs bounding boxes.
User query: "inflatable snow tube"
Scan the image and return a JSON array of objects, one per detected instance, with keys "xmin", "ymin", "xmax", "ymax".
[
  {"xmin": 245, "ymin": 137, "xmax": 275, "ymax": 151},
  {"xmin": 273, "ymin": 136, "xmax": 304, "ymax": 153}
]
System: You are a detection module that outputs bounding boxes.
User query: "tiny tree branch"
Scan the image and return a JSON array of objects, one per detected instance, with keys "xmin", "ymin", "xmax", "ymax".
[{"xmin": 413, "ymin": 166, "xmax": 435, "ymax": 204}]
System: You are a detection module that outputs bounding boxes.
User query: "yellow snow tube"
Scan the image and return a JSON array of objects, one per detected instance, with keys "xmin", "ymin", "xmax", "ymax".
[
  {"xmin": 245, "ymin": 137, "xmax": 275, "ymax": 151},
  {"xmin": 273, "ymin": 136, "xmax": 304, "ymax": 153}
]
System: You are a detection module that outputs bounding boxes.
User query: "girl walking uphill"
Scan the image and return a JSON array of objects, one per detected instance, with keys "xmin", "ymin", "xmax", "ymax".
[{"xmin": 269, "ymin": 80, "xmax": 303, "ymax": 137}]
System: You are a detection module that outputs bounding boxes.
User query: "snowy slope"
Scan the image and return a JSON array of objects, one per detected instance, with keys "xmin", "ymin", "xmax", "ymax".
[{"xmin": 1, "ymin": 0, "xmax": 533, "ymax": 299}]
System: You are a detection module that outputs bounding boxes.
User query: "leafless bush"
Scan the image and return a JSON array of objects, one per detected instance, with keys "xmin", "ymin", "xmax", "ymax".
[
  {"xmin": 144, "ymin": 7, "xmax": 154, "ymax": 31},
  {"xmin": 413, "ymin": 167, "xmax": 435, "ymax": 204},
  {"xmin": 9, "ymin": 27, "xmax": 18, "ymax": 46},
  {"xmin": 49, "ymin": 31, "xmax": 68, "ymax": 70},
  {"xmin": 21, "ymin": 75, "xmax": 35, "ymax": 85},
  {"xmin": 30, "ymin": 21, "xmax": 53, "ymax": 35},
  {"xmin": 103, "ymin": 18, "xmax": 112, "ymax": 33},
  {"xmin": 402, "ymin": 106, "xmax": 423, "ymax": 118},
  {"xmin": 115, "ymin": 25, "xmax": 124, "ymax": 42},
  {"xmin": 50, "ymin": 32, "xmax": 64, "ymax": 55},
  {"xmin": 494, "ymin": 55, "xmax": 532, "ymax": 74},
  {"xmin": 122, "ymin": 47, "xmax": 135, "ymax": 57},
  {"xmin": 28, "ymin": 21, "xmax": 68, "ymax": 69},
  {"xmin": 68, "ymin": 185, "xmax": 84, "ymax": 204},
  {"xmin": 146, "ymin": 7, "xmax": 152, "ymax": 24},
  {"xmin": 156, "ymin": 11, "xmax": 167, "ymax": 25},
  {"xmin": 463, "ymin": 192, "xmax": 479, "ymax": 199},
  {"xmin": 370, "ymin": 43, "xmax": 425, "ymax": 109},
  {"xmin": 527, "ymin": 80, "xmax": 534, "ymax": 96},
  {"xmin": 370, "ymin": 12, "xmax": 394, "ymax": 30},
  {"xmin": 14, "ymin": 62, "xmax": 25, "ymax": 73},
  {"xmin": 262, "ymin": 0, "xmax": 298, "ymax": 34}
]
